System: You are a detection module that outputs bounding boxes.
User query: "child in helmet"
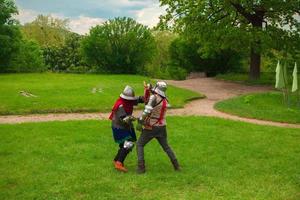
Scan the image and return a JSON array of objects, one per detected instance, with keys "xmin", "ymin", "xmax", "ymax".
[
  {"xmin": 109, "ymin": 85, "xmax": 144, "ymax": 172},
  {"xmin": 136, "ymin": 81, "xmax": 180, "ymax": 173}
]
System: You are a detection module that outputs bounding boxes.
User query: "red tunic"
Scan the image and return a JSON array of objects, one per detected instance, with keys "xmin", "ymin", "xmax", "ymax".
[{"xmin": 109, "ymin": 98, "xmax": 135, "ymax": 120}]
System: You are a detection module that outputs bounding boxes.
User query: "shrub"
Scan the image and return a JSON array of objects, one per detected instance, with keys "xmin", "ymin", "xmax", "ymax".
[{"xmin": 166, "ymin": 65, "xmax": 188, "ymax": 80}]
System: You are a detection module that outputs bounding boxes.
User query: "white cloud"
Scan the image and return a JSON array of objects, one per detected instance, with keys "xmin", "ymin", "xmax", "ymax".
[
  {"xmin": 15, "ymin": 8, "xmax": 39, "ymax": 24},
  {"xmin": 101, "ymin": 0, "xmax": 153, "ymax": 8},
  {"xmin": 14, "ymin": 1, "xmax": 167, "ymax": 34},
  {"xmin": 15, "ymin": 8, "xmax": 105, "ymax": 35},
  {"xmin": 116, "ymin": 0, "xmax": 150, "ymax": 7},
  {"xmin": 69, "ymin": 16, "xmax": 105, "ymax": 35},
  {"xmin": 134, "ymin": 3, "xmax": 166, "ymax": 28}
]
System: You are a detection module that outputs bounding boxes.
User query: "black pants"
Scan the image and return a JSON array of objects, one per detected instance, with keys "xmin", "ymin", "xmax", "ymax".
[{"xmin": 114, "ymin": 142, "xmax": 131, "ymax": 164}]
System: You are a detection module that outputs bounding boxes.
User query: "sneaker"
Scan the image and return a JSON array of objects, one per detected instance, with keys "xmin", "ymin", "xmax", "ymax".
[{"xmin": 114, "ymin": 161, "xmax": 128, "ymax": 172}]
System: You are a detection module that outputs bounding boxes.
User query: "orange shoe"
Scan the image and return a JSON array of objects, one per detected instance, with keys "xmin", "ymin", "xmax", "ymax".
[{"xmin": 114, "ymin": 161, "xmax": 128, "ymax": 172}]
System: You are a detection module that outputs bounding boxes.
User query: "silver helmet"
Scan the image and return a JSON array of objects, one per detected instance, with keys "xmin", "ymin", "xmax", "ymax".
[
  {"xmin": 120, "ymin": 85, "xmax": 137, "ymax": 100},
  {"xmin": 153, "ymin": 81, "xmax": 167, "ymax": 98}
]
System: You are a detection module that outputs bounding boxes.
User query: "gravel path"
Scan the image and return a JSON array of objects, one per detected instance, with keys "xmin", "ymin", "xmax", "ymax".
[{"xmin": 0, "ymin": 78, "xmax": 299, "ymax": 128}]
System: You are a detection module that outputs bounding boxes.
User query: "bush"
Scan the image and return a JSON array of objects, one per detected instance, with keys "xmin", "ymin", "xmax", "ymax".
[
  {"xmin": 65, "ymin": 66, "xmax": 92, "ymax": 73},
  {"xmin": 262, "ymin": 49, "xmax": 300, "ymax": 73},
  {"xmin": 166, "ymin": 65, "xmax": 188, "ymax": 80}
]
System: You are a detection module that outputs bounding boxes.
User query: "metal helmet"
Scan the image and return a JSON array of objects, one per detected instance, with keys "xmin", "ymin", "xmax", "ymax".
[
  {"xmin": 153, "ymin": 81, "xmax": 167, "ymax": 98},
  {"xmin": 120, "ymin": 85, "xmax": 137, "ymax": 100}
]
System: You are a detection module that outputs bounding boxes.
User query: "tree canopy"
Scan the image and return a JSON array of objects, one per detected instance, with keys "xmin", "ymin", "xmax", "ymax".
[
  {"xmin": 160, "ymin": 0, "xmax": 300, "ymax": 79},
  {"xmin": 81, "ymin": 17, "xmax": 155, "ymax": 74},
  {"xmin": 43, "ymin": 33, "xmax": 85, "ymax": 71},
  {"xmin": 22, "ymin": 15, "xmax": 70, "ymax": 47},
  {"xmin": 0, "ymin": 0, "xmax": 46, "ymax": 72},
  {"xmin": 0, "ymin": 0, "xmax": 18, "ymax": 25},
  {"xmin": 0, "ymin": 0, "xmax": 21, "ymax": 71}
]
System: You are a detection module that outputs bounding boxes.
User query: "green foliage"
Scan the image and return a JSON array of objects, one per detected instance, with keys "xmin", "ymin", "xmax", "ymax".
[
  {"xmin": 1, "ymin": 117, "xmax": 299, "ymax": 199},
  {"xmin": 216, "ymin": 72, "xmax": 275, "ymax": 85},
  {"xmin": 160, "ymin": 0, "xmax": 300, "ymax": 78},
  {"xmin": 43, "ymin": 33, "xmax": 86, "ymax": 71},
  {"xmin": 166, "ymin": 64, "xmax": 188, "ymax": 80},
  {"xmin": 65, "ymin": 66, "xmax": 92, "ymax": 74},
  {"xmin": 20, "ymin": 15, "xmax": 86, "ymax": 72},
  {"xmin": 0, "ymin": 25, "xmax": 46, "ymax": 73},
  {"xmin": 169, "ymin": 37, "xmax": 243, "ymax": 76},
  {"xmin": 0, "ymin": 0, "xmax": 18, "ymax": 25},
  {"xmin": 81, "ymin": 17, "xmax": 156, "ymax": 74},
  {"xmin": 151, "ymin": 31, "xmax": 177, "ymax": 68},
  {"xmin": 262, "ymin": 50, "xmax": 300, "ymax": 73},
  {"xmin": 21, "ymin": 15, "xmax": 70, "ymax": 47},
  {"xmin": 144, "ymin": 31, "xmax": 242, "ymax": 79},
  {"xmin": 216, "ymin": 71, "xmax": 300, "ymax": 86},
  {"xmin": 0, "ymin": 73, "xmax": 202, "ymax": 115},
  {"xmin": 0, "ymin": 25, "xmax": 22, "ymax": 72},
  {"xmin": 0, "ymin": 1, "xmax": 47, "ymax": 73},
  {"xmin": 215, "ymin": 92, "xmax": 300, "ymax": 124},
  {"xmin": 169, "ymin": 37, "xmax": 200, "ymax": 72},
  {"xmin": 9, "ymin": 39, "xmax": 46, "ymax": 72},
  {"xmin": 0, "ymin": 0, "xmax": 22, "ymax": 72},
  {"xmin": 143, "ymin": 31, "xmax": 186, "ymax": 79}
]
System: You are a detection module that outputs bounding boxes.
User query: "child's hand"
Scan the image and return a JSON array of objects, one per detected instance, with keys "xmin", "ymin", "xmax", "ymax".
[
  {"xmin": 143, "ymin": 81, "xmax": 152, "ymax": 90},
  {"xmin": 123, "ymin": 116, "xmax": 136, "ymax": 124}
]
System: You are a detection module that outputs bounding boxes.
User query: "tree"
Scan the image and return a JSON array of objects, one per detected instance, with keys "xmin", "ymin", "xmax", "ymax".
[
  {"xmin": 9, "ymin": 39, "xmax": 46, "ymax": 72},
  {"xmin": 0, "ymin": 1, "xmax": 49, "ymax": 73},
  {"xmin": 169, "ymin": 37, "xmax": 202, "ymax": 72},
  {"xmin": 0, "ymin": 0, "xmax": 18, "ymax": 25},
  {"xmin": 43, "ymin": 33, "xmax": 86, "ymax": 71},
  {"xmin": 152, "ymin": 31, "xmax": 177, "ymax": 69},
  {"xmin": 169, "ymin": 36, "xmax": 242, "ymax": 76},
  {"xmin": 160, "ymin": 0, "xmax": 300, "ymax": 80},
  {"xmin": 144, "ymin": 30, "xmax": 177, "ymax": 77},
  {"xmin": 0, "ymin": 0, "xmax": 22, "ymax": 72},
  {"xmin": 21, "ymin": 15, "xmax": 70, "ymax": 47},
  {"xmin": 81, "ymin": 17, "xmax": 156, "ymax": 74}
]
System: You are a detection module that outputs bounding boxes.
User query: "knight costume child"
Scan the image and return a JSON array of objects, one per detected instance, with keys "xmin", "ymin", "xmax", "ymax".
[
  {"xmin": 136, "ymin": 81, "xmax": 180, "ymax": 173},
  {"xmin": 109, "ymin": 85, "xmax": 144, "ymax": 172}
]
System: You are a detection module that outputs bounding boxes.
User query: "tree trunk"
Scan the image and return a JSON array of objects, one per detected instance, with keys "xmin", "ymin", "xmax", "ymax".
[
  {"xmin": 249, "ymin": 19, "xmax": 263, "ymax": 80},
  {"xmin": 249, "ymin": 46, "xmax": 261, "ymax": 80}
]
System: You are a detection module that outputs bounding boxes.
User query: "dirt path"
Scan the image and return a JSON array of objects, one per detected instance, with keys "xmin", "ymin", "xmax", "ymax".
[
  {"xmin": 166, "ymin": 78, "xmax": 300, "ymax": 128},
  {"xmin": 0, "ymin": 78, "xmax": 299, "ymax": 128}
]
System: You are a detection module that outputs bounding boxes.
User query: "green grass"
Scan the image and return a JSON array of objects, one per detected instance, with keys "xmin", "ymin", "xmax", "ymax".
[
  {"xmin": 1, "ymin": 117, "xmax": 299, "ymax": 199},
  {"xmin": 0, "ymin": 73, "xmax": 203, "ymax": 115},
  {"xmin": 215, "ymin": 92, "xmax": 300, "ymax": 124},
  {"xmin": 216, "ymin": 72, "xmax": 277, "ymax": 85}
]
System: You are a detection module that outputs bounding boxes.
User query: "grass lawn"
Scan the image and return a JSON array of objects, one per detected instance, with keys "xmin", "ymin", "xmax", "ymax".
[
  {"xmin": 0, "ymin": 73, "xmax": 203, "ymax": 115},
  {"xmin": 216, "ymin": 73, "xmax": 278, "ymax": 85},
  {"xmin": 1, "ymin": 117, "xmax": 299, "ymax": 199},
  {"xmin": 215, "ymin": 92, "xmax": 300, "ymax": 124}
]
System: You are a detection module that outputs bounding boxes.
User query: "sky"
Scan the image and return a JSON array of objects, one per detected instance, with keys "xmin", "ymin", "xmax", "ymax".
[{"xmin": 14, "ymin": 0, "xmax": 166, "ymax": 35}]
